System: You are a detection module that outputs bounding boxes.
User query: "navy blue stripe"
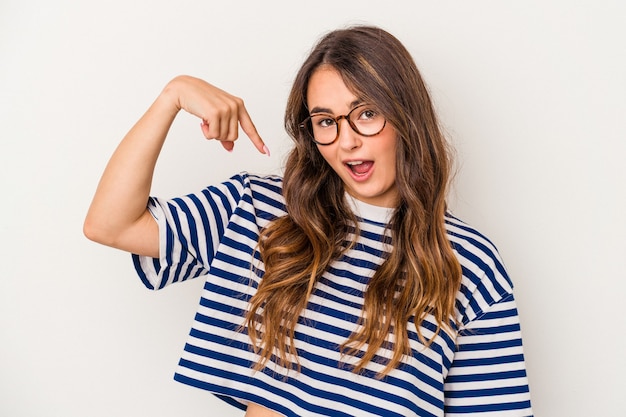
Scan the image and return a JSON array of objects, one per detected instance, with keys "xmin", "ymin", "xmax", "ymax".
[
  {"xmin": 214, "ymin": 248, "xmax": 254, "ymax": 270},
  {"xmin": 201, "ymin": 188, "xmax": 226, "ymax": 240},
  {"xmin": 458, "ymin": 337, "xmax": 523, "ymax": 352},
  {"xmin": 234, "ymin": 200, "xmax": 259, "ymax": 224},
  {"xmin": 452, "ymin": 353, "xmax": 526, "ymax": 368},
  {"xmin": 223, "ymin": 179, "xmax": 242, "ymax": 207},
  {"xmin": 249, "ymin": 174, "xmax": 283, "ymax": 192},
  {"xmin": 321, "ymin": 267, "xmax": 368, "ymax": 291},
  {"xmin": 458, "ymin": 264, "xmax": 485, "ymax": 295},
  {"xmin": 310, "ymin": 284, "xmax": 363, "ymax": 310},
  {"xmin": 354, "ymin": 240, "xmax": 389, "ymax": 259},
  {"xmin": 445, "ymin": 399, "xmax": 532, "ymax": 414},
  {"xmin": 165, "ymin": 202, "xmax": 190, "ymax": 288},
  {"xmin": 221, "ymin": 235, "xmax": 256, "ymax": 254},
  {"xmin": 188, "ymin": 326, "xmax": 248, "ymax": 350},
  {"xmin": 445, "ymin": 383, "xmax": 530, "ymax": 398},
  {"xmin": 213, "ymin": 394, "xmax": 246, "ymax": 411},
  {"xmin": 197, "ymin": 296, "xmax": 248, "ymax": 320},
  {"xmin": 479, "ymin": 305, "xmax": 519, "ymax": 320},
  {"xmin": 151, "ymin": 258, "xmax": 160, "ymax": 276},
  {"xmin": 132, "ymin": 254, "xmax": 154, "ymax": 290},
  {"xmin": 202, "ymin": 272, "xmax": 255, "ymax": 299},
  {"xmin": 358, "ymin": 228, "xmax": 392, "ymax": 245},
  {"xmin": 460, "ymin": 322, "xmax": 521, "ymax": 337},
  {"xmin": 407, "ymin": 324, "xmax": 456, "ymax": 361},
  {"xmin": 255, "ymin": 207, "xmax": 280, "ymax": 221},
  {"xmin": 172, "ymin": 197, "xmax": 202, "ymax": 265},
  {"xmin": 251, "ymin": 185, "xmax": 285, "ymax": 210},
  {"xmin": 445, "ymin": 369, "xmax": 528, "ymax": 384},
  {"xmin": 355, "ymin": 214, "xmax": 388, "ymax": 228},
  {"xmin": 304, "ymin": 301, "xmax": 361, "ymax": 329},
  {"xmin": 155, "ymin": 209, "xmax": 175, "ymax": 288},
  {"xmin": 331, "ymin": 254, "xmax": 381, "ymax": 279},
  {"xmin": 188, "ymin": 193, "xmax": 214, "ymax": 262},
  {"xmin": 208, "ymin": 263, "xmax": 256, "ymax": 288}
]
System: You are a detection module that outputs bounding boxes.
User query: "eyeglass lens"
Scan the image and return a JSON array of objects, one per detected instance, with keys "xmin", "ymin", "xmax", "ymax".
[{"xmin": 304, "ymin": 104, "xmax": 385, "ymax": 145}]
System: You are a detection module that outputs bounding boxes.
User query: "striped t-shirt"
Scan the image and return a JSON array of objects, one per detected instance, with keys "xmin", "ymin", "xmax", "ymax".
[{"xmin": 132, "ymin": 172, "xmax": 532, "ymax": 417}]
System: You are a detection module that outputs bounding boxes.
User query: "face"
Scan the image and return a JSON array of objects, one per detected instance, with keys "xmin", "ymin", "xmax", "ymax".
[{"xmin": 306, "ymin": 66, "xmax": 399, "ymax": 207}]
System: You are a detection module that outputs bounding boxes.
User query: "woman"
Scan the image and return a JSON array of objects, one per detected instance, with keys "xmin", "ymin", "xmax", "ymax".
[{"xmin": 84, "ymin": 25, "xmax": 532, "ymax": 417}]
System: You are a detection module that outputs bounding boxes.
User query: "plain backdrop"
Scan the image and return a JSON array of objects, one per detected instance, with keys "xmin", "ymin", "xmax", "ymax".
[{"xmin": 1, "ymin": 1, "xmax": 624, "ymax": 416}]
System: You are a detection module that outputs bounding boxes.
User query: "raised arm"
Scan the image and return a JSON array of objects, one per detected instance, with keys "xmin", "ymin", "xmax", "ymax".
[{"xmin": 83, "ymin": 75, "xmax": 268, "ymax": 258}]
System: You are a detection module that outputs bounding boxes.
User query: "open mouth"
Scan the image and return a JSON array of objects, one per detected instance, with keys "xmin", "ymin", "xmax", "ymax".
[{"xmin": 346, "ymin": 160, "xmax": 374, "ymax": 176}]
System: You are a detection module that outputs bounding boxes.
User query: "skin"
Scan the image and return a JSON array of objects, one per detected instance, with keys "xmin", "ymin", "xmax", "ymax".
[
  {"xmin": 306, "ymin": 66, "xmax": 399, "ymax": 207},
  {"xmin": 245, "ymin": 403, "xmax": 283, "ymax": 417}
]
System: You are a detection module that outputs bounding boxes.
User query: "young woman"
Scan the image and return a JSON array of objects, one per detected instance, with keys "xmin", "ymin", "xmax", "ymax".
[{"xmin": 84, "ymin": 26, "xmax": 532, "ymax": 417}]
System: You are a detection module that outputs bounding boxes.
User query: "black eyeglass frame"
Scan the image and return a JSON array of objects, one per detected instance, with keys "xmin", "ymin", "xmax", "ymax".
[{"xmin": 298, "ymin": 104, "xmax": 387, "ymax": 146}]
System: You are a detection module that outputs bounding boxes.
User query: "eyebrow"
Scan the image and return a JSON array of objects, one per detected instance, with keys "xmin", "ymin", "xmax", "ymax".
[{"xmin": 309, "ymin": 99, "xmax": 364, "ymax": 115}]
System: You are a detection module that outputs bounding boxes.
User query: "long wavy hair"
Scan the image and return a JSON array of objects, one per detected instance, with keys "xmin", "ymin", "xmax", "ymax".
[{"xmin": 246, "ymin": 25, "xmax": 462, "ymax": 377}]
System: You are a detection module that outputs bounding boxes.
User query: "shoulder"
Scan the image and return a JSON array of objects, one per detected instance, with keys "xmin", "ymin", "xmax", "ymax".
[
  {"xmin": 445, "ymin": 212, "xmax": 514, "ymax": 324},
  {"xmin": 214, "ymin": 172, "xmax": 284, "ymax": 200},
  {"xmin": 244, "ymin": 172, "xmax": 283, "ymax": 195},
  {"xmin": 224, "ymin": 172, "xmax": 286, "ymax": 221},
  {"xmin": 225, "ymin": 171, "xmax": 282, "ymax": 190}
]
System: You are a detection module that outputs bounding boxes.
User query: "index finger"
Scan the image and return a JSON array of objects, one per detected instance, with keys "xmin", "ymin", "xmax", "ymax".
[{"xmin": 238, "ymin": 105, "xmax": 270, "ymax": 156}]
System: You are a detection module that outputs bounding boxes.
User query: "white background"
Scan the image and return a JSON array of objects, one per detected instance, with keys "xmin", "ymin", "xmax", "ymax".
[{"xmin": 1, "ymin": 1, "xmax": 624, "ymax": 416}]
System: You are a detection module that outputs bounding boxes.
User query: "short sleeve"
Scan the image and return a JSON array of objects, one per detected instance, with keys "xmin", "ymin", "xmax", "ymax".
[
  {"xmin": 132, "ymin": 175, "xmax": 247, "ymax": 290},
  {"xmin": 444, "ymin": 293, "xmax": 533, "ymax": 416}
]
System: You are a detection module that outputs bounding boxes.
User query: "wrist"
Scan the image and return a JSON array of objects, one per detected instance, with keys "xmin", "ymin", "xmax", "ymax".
[{"xmin": 160, "ymin": 76, "xmax": 189, "ymax": 113}]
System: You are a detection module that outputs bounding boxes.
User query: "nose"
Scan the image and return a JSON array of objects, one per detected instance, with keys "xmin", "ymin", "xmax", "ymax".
[{"xmin": 336, "ymin": 117, "xmax": 361, "ymax": 150}]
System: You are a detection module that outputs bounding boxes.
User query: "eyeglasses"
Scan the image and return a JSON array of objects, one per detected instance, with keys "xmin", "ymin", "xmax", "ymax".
[{"xmin": 299, "ymin": 104, "xmax": 387, "ymax": 145}]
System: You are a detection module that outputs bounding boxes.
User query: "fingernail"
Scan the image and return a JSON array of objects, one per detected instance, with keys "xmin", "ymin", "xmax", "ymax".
[{"xmin": 262, "ymin": 145, "xmax": 271, "ymax": 157}]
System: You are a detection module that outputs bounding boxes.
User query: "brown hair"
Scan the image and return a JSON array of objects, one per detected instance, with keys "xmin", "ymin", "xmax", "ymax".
[{"xmin": 246, "ymin": 25, "xmax": 462, "ymax": 377}]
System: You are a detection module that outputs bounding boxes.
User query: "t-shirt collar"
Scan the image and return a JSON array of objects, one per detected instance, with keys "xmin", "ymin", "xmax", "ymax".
[{"xmin": 344, "ymin": 193, "xmax": 395, "ymax": 224}]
